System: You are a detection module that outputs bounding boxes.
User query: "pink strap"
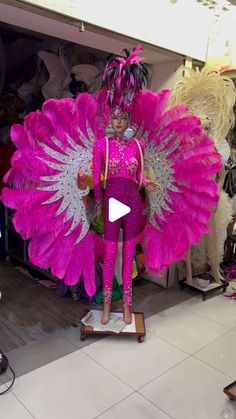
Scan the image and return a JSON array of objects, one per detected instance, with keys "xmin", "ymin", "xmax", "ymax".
[
  {"xmin": 104, "ymin": 136, "xmax": 109, "ymax": 189},
  {"xmin": 134, "ymin": 138, "xmax": 144, "ymax": 188}
]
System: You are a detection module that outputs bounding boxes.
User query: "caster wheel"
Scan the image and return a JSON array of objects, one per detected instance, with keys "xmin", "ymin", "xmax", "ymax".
[
  {"xmin": 80, "ymin": 334, "xmax": 86, "ymax": 342},
  {"xmin": 5, "ymin": 256, "xmax": 11, "ymax": 263},
  {"xmin": 137, "ymin": 336, "xmax": 144, "ymax": 343}
]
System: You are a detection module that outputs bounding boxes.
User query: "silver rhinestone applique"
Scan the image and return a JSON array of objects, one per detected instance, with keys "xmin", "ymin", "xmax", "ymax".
[
  {"xmin": 37, "ymin": 128, "xmax": 94, "ymax": 244},
  {"xmin": 143, "ymin": 132, "xmax": 180, "ymax": 231}
]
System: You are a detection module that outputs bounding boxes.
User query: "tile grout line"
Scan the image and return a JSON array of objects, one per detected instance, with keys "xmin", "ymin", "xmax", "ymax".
[
  {"xmin": 56, "ymin": 329, "xmax": 86, "ymax": 350},
  {"xmin": 80, "ymin": 348, "xmax": 137, "ymax": 391},
  {"xmin": 134, "ymin": 391, "xmax": 174, "ymax": 419},
  {"xmin": 2, "ymin": 332, "xmax": 81, "ymax": 385},
  {"xmin": 80, "ymin": 335, "xmax": 194, "ymax": 393},
  {"xmin": 151, "ymin": 325, "xmax": 232, "ymax": 356},
  {"xmin": 177, "ymin": 301, "xmax": 236, "ymax": 329},
  {"xmin": 145, "ymin": 329, "xmax": 192, "ymax": 355},
  {"xmin": 190, "ymin": 354, "xmax": 236, "ymax": 381},
  {"xmin": 191, "ymin": 328, "xmax": 234, "ymax": 357},
  {"xmin": 93, "ymin": 391, "xmax": 136, "ymax": 419},
  {"xmin": 192, "ymin": 354, "xmax": 236, "ymax": 381},
  {"xmin": 93, "ymin": 391, "xmax": 173, "ymax": 419},
  {"xmin": 6, "ymin": 389, "xmax": 36, "ymax": 419},
  {"xmin": 136, "ymin": 355, "xmax": 191, "ymax": 392},
  {"xmin": 147, "ymin": 330, "xmax": 233, "ymax": 362},
  {"xmin": 137, "ymin": 353, "xmax": 235, "ymax": 410}
]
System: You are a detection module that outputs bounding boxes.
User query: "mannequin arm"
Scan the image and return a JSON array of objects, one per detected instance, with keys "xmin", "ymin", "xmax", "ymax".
[{"xmin": 217, "ymin": 166, "xmax": 226, "ymax": 191}]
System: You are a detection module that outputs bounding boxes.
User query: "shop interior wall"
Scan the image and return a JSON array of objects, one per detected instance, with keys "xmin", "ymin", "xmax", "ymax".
[
  {"xmin": 17, "ymin": 0, "xmax": 212, "ymax": 61},
  {"xmin": 206, "ymin": 9, "xmax": 236, "ymax": 69},
  {"xmin": 150, "ymin": 60, "xmax": 184, "ymax": 92}
]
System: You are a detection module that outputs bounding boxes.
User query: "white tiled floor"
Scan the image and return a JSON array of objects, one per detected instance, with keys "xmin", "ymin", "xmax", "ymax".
[
  {"xmin": 1, "ymin": 294, "xmax": 236, "ymax": 419},
  {"xmin": 146, "ymin": 305, "xmax": 228, "ymax": 354},
  {"xmin": 181, "ymin": 295, "xmax": 236, "ymax": 328},
  {"xmin": 97, "ymin": 393, "xmax": 171, "ymax": 419},
  {"xmin": 83, "ymin": 332, "xmax": 188, "ymax": 389},
  {"xmin": 0, "ymin": 384, "xmax": 34, "ymax": 418},
  {"xmin": 195, "ymin": 329, "xmax": 236, "ymax": 378},
  {"xmin": 139, "ymin": 357, "xmax": 233, "ymax": 419}
]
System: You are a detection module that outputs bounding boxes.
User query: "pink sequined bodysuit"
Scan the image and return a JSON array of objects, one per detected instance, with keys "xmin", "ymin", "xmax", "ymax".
[{"xmin": 93, "ymin": 136, "xmax": 145, "ymax": 306}]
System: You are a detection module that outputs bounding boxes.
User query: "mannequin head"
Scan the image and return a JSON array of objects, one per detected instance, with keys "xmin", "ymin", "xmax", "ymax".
[
  {"xmin": 201, "ymin": 117, "xmax": 211, "ymax": 135},
  {"xmin": 111, "ymin": 110, "xmax": 129, "ymax": 137}
]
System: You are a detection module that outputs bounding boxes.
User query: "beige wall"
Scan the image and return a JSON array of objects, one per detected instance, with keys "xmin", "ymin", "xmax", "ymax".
[
  {"xmin": 10, "ymin": 0, "xmax": 213, "ymax": 61},
  {"xmin": 150, "ymin": 60, "xmax": 184, "ymax": 92},
  {"xmin": 206, "ymin": 10, "xmax": 236, "ymax": 69}
]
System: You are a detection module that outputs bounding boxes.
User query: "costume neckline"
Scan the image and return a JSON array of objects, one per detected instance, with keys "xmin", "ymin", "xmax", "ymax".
[{"xmin": 112, "ymin": 136, "xmax": 133, "ymax": 142}]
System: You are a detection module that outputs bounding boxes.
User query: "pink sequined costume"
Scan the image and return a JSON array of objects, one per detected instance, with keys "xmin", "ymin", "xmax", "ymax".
[
  {"xmin": 93, "ymin": 136, "xmax": 145, "ymax": 306},
  {"xmin": 1, "ymin": 45, "xmax": 222, "ymax": 300}
]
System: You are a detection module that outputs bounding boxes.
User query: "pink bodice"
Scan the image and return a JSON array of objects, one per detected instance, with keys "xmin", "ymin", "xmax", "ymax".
[{"xmin": 92, "ymin": 136, "xmax": 144, "ymax": 203}]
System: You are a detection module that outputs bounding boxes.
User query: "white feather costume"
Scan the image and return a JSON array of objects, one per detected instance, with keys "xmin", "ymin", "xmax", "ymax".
[{"xmin": 170, "ymin": 68, "xmax": 235, "ymax": 278}]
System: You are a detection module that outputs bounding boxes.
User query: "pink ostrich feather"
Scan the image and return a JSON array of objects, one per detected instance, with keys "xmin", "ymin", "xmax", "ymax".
[
  {"xmin": 134, "ymin": 91, "xmax": 222, "ymax": 274},
  {"xmin": 1, "ymin": 94, "xmax": 101, "ymax": 296},
  {"xmin": 1, "ymin": 87, "xmax": 223, "ymax": 286}
]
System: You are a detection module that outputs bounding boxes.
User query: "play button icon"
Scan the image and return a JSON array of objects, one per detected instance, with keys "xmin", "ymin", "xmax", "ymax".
[
  {"xmin": 108, "ymin": 198, "xmax": 131, "ymax": 222},
  {"xmin": 93, "ymin": 176, "xmax": 149, "ymax": 242}
]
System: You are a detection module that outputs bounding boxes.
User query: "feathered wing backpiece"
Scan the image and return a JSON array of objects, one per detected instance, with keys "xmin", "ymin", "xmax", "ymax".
[
  {"xmin": 1, "ymin": 94, "xmax": 104, "ymax": 296},
  {"xmin": 169, "ymin": 67, "xmax": 236, "ymax": 145},
  {"xmin": 0, "ymin": 45, "xmax": 224, "ymax": 290},
  {"xmin": 131, "ymin": 89, "xmax": 222, "ymax": 273}
]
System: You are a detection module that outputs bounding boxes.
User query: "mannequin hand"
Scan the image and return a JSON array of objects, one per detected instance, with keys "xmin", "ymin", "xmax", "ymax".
[
  {"xmin": 145, "ymin": 181, "xmax": 160, "ymax": 192},
  {"xmin": 77, "ymin": 169, "xmax": 88, "ymax": 190},
  {"xmin": 92, "ymin": 202, "xmax": 102, "ymax": 224}
]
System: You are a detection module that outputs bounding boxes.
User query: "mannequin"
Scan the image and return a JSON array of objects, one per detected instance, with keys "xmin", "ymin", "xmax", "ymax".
[
  {"xmin": 1, "ymin": 46, "xmax": 222, "ymax": 328},
  {"xmin": 170, "ymin": 68, "xmax": 235, "ymax": 284},
  {"xmin": 93, "ymin": 111, "xmax": 158, "ymax": 324}
]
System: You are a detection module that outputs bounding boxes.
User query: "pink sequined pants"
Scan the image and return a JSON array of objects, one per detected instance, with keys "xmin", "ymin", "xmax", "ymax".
[{"xmin": 103, "ymin": 183, "xmax": 143, "ymax": 307}]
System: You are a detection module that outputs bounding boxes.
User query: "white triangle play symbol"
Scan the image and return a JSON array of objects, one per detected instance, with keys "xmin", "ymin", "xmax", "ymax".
[{"xmin": 108, "ymin": 198, "xmax": 131, "ymax": 222}]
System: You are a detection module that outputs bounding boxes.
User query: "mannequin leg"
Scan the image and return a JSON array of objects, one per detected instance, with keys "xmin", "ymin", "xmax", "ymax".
[
  {"xmin": 122, "ymin": 237, "xmax": 137, "ymax": 324},
  {"xmin": 122, "ymin": 207, "xmax": 141, "ymax": 324},
  {"xmin": 205, "ymin": 212, "xmax": 222, "ymax": 283},
  {"xmin": 102, "ymin": 217, "xmax": 120, "ymax": 324},
  {"xmin": 185, "ymin": 247, "xmax": 193, "ymax": 284}
]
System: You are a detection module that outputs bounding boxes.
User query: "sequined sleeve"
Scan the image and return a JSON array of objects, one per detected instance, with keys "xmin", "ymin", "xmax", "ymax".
[{"xmin": 92, "ymin": 138, "xmax": 105, "ymax": 203}]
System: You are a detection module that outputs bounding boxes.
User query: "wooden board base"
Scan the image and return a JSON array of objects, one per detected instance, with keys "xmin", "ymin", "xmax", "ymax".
[
  {"xmin": 80, "ymin": 311, "xmax": 146, "ymax": 343},
  {"xmin": 224, "ymin": 381, "xmax": 236, "ymax": 401},
  {"xmin": 179, "ymin": 279, "xmax": 227, "ymax": 301}
]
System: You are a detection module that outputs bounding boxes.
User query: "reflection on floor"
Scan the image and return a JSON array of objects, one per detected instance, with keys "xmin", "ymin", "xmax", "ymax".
[
  {"xmin": 1, "ymin": 294, "xmax": 236, "ymax": 419},
  {"xmin": 0, "ymin": 259, "xmax": 90, "ymax": 352},
  {"xmin": 1, "ymin": 257, "xmax": 194, "ymax": 380}
]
